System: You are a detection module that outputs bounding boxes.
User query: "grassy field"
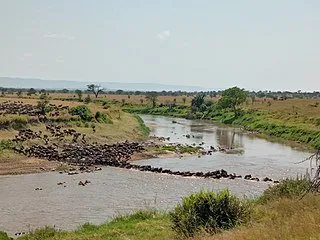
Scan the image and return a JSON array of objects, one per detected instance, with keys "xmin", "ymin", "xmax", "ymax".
[{"xmin": 0, "ymin": 95, "xmax": 150, "ymax": 175}]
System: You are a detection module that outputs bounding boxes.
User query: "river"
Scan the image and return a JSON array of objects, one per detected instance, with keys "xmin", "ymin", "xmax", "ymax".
[{"xmin": 0, "ymin": 115, "xmax": 311, "ymax": 235}]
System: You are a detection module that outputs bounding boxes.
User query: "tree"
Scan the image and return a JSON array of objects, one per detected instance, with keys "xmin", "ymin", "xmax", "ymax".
[
  {"xmin": 17, "ymin": 90, "xmax": 22, "ymax": 98},
  {"xmin": 218, "ymin": 87, "xmax": 247, "ymax": 117},
  {"xmin": 87, "ymin": 84, "xmax": 103, "ymax": 98},
  {"xmin": 191, "ymin": 94, "xmax": 205, "ymax": 110},
  {"xmin": 75, "ymin": 89, "xmax": 83, "ymax": 101},
  {"xmin": 37, "ymin": 94, "xmax": 50, "ymax": 115},
  {"xmin": 27, "ymin": 88, "xmax": 36, "ymax": 96},
  {"xmin": 145, "ymin": 92, "xmax": 158, "ymax": 108}
]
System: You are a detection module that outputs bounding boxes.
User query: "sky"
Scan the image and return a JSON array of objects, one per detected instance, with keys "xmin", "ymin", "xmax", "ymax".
[{"xmin": 0, "ymin": 0, "xmax": 319, "ymax": 91}]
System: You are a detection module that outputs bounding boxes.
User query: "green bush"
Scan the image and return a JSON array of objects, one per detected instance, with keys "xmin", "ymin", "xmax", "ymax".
[
  {"xmin": 258, "ymin": 178, "xmax": 311, "ymax": 203},
  {"xmin": 0, "ymin": 140, "xmax": 14, "ymax": 152},
  {"xmin": 170, "ymin": 189, "xmax": 251, "ymax": 237},
  {"xmin": 0, "ymin": 231, "xmax": 11, "ymax": 240},
  {"xmin": 94, "ymin": 111, "xmax": 113, "ymax": 124},
  {"xmin": 69, "ymin": 105, "xmax": 92, "ymax": 122},
  {"xmin": 84, "ymin": 95, "xmax": 92, "ymax": 104}
]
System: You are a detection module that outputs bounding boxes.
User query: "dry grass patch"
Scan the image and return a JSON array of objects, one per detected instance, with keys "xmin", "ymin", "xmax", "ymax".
[
  {"xmin": 195, "ymin": 194, "xmax": 320, "ymax": 240},
  {"xmin": 0, "ymin": 150, "xmax": 59, "ymax": 175}
]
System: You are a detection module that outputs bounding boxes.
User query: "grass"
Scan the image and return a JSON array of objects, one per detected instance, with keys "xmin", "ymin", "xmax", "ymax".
[
  {"xmin": 0, "ymin": 114, "xmax": 29, "ymax": 130},
  {"xmin": 146, "ymin": 144, "xmax": 201, "ymax": 155},
  {"xmin": 196, "ymin": 194, "xmax": 320, "ymax": 240},
  {"xmin": 257, "ymin": 178, "xmax": 311, "ymax": 203},
  {"xmin": 133, "ymin": 114, "xmax": 150, "ymax": 137},
  {"xmin": 17, "ymin": 210, "xmax": 174, "ymax": 240},
  {"xmin": 231, "ymin": 110, "xmax": 320, "ymax": 149},
  {"xmin": 0, "ymin": 99, "xmax": 150, "ymax": 175}
]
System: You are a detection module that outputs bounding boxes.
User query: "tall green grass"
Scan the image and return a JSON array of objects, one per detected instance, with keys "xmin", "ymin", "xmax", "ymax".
[
  {"xmin": 0, "ymin": 231, "xmax": 11, "ymax": 240},
  {"xmin": 170, "ymin": 189, "xmax": 252, "ymax": 237},
  {"xmin": 257, "ymin": 178, "xmax": 311, "ymax": 203},
  {"xmin": 0, "ymin": 140, "xmax": 14, "ymax": 153},
  {"xmin": 133, "ymin": 114, "xmax": 150, "ymax": 136}
]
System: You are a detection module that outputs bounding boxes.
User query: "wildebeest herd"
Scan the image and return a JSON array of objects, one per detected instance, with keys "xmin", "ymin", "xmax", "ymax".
[
  {"xmin": 0, "ymin": 101, "xmax": 68, "ymax": 117},
  {"xmin": 2, "ymin": 100, "xmax": 277, "ymax": 183},
  {"xmin": 10, "ymin": 125, "xmax": 277, "ymax": 183}
]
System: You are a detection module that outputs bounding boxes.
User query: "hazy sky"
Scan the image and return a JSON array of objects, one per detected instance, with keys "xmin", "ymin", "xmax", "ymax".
[{"xmin": 0, "ymin": 0, "xmax": 319, "ymax": 91}]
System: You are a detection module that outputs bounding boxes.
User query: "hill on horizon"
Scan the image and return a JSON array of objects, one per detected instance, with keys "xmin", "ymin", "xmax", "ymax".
[{"xmin": 0, "ymin": 77, "xmax": 210, "ymax": 92}]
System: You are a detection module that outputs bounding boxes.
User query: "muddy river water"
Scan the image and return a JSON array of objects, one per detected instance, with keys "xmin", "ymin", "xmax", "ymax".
[{"xmin": 0, "ymin": 115, "xmax": 312, "ymax": 235}]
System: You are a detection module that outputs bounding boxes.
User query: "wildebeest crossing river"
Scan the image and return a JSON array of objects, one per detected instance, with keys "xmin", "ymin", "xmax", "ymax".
[{"xmin": 0, "ymin": 115, "xmax": 311, "ymax": 235}]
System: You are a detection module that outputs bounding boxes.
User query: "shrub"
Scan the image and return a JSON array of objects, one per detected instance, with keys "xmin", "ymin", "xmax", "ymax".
[
  {"xmin": 0, "ymin": 115, "xmax": 29, "ymax": 130},
  {"xmin": 69, "ymin": 105, "xmax": 92, "ymax": 122},
  {"xmin": 258, "ymin": 178, "xmax": 311, "ymax": 203},
  {"xmin": 0, "ymin": 231, "xmax": 11, "ymax": 240},
  {"xmin": 0, "ymin": 140, "xmax": 14, "ymax": 152},
  {"xmin": 84, "ymin": 95, "xmax": 92, "ymax": 104},
  {"xmin": 170, "ymin": 189, "xmax": 251, "ymax": 237},
  {"xmin": 94, "ymin": 111, "xmax": 113, "ymax": 124}
]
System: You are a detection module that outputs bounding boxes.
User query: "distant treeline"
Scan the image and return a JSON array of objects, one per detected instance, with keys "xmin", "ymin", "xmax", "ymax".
[{"xmin": 0, "ymin": 86, "xmax": 319, "ymax": 99}]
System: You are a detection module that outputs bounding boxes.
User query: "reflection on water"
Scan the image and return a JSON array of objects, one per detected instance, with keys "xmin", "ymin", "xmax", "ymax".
[
  {"xmin": 0, "ymin": 115, "xmax": 313, "ymax": 235},
  {"xmin": 215, "ymin": 128, "xmax": 243, "ymax": 149},
  {"xmin": 138, "ymin": 115, "xmax": 311, "ymax": 179}
]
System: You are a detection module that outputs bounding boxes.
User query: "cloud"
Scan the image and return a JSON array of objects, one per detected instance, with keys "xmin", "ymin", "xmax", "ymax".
[
  {"xmin": 44, "ymin": 33, "xmax": 75, "ymax": 40},
  {"xmin": 157, "ymin": 30, "xmax": 170, "ymax": 40}
]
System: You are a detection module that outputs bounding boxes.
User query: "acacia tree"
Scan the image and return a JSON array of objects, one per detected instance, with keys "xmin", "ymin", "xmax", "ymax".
[
  {"xmin": 37, "ymin": 94, "xmax": 50, "ymax": 115},
  {"xmin": 145, "ymin": 91, "xmax": 158, "ymax": 108},
  {"xmin": 191, "ymin": 94, "xmax": 205, "ymax": 112},
  {"xmin": 218, "ymin": 87, "xmax": 247, "ymax": 117},
  {"xmin": 75, "ymin": 89, "xmax": 83, "ymax": 101},
  {"xmin": 17, "ymin": 90, "xmax": 22, "ymax": 98},
  {"xmin": 87, "ymin": 84, "xmax": 103, "ymax": 98}
]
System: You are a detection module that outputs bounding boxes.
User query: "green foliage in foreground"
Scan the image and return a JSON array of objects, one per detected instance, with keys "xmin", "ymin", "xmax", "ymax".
[
  {"xmin": 17, "ymin": 210, "xmax": 172, "ymax": 240},
  {"xmin": 170, "ymin": 189, "xmax": 252, "ymax": 237},
  {"xmin": 0, "ymin": 231, "xmax": 11, "ymax": 240},
  {"xmin": 257, "ymin": 178, "xmax": 311, "ymax": 203}
]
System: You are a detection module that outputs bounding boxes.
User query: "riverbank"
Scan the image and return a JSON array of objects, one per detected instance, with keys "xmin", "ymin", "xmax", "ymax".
[
  {"xmin": 3, "ymin": 180, "xmax": 319, "ymax": 240},
  {"xmin": 124, "ymin": 98, "xmax": 320, "ymax": 150}
]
